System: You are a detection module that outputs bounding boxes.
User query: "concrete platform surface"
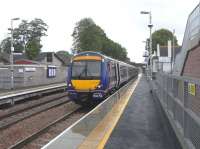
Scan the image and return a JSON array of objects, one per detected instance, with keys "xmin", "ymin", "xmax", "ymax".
[
  {"xmin": 0, "ymin": 82, "xmax": 66, "ymax": 97},
  {"xmin": 105, "ymin": 76, "xmax": 181, "ymax": 149}
]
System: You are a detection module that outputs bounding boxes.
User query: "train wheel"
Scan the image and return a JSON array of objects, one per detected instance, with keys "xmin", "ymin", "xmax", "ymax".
[{"xmin": 73, "ymin": 99, "xmax": 85, "ymax": 105}]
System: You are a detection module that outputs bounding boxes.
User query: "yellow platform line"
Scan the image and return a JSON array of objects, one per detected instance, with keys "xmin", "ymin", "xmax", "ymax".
[{"xmin": 78, "ymin": 75, "xmax": 142, "ymax": 149}]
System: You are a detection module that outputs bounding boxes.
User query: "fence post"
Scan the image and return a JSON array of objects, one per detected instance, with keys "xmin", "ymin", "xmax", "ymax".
[{"xmin": 182, "ymin": 79, "xmax": 185, "ymax": 137}]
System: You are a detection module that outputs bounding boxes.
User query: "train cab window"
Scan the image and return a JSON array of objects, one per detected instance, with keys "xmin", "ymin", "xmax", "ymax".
[
  {"xmin": 87, "ymin": 61, "xmax": 101, "ymax": 77},
  {"xmin": 72, "ymin": 61, "xmax": 85, "ymax": 79},
  {"xmin": 72, "ymin": 60, "xmax": 101, "ymax": 80}
]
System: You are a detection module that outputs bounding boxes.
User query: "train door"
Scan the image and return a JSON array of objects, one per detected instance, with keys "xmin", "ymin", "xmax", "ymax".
[
  {"xmin": 109, "ymin": 62, "xmax": 117, "ymax": 90},
  {"xmin": 117, "ymin": 63, "xmax": 120, "ymax": 87},
  {"xmin": 115, "ymin": 63, "xmax": 119, "ymax": 88},
  {"xmin": 107, "ymin": 61, "xmax": 111, "ymax": 89},
  {"xmin": 126, "ymin": 66, "xmax": 129, "ymax": 81},
  {"xmin": 111, "ymin": 62, "xmax": 118, "ymax": 89}
]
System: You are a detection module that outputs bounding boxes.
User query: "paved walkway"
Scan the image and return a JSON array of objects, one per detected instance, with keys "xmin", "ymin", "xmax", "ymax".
[{"xmin": 105, "ymin": 76, "xmax": 181, "ymax": 149}]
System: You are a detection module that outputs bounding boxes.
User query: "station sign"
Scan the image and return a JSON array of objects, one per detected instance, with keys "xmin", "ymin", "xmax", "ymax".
[
  {"xmin": 18, "ymin": 68, "xmax": 24, "ymax": 73},
  {"xmin": 25, "ymin": 67, "xmax": 36, "ymax": 72},
  {"xmin": 188, "ymin": 83, "xmax": 196, "ymax": 96},
  {"xmin": 47, "ymin": 66, "xmax": 56, "ymax": 78}
]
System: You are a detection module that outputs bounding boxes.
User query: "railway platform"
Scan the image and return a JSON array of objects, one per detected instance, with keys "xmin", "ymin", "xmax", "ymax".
[
  {"xmin": 0, "ymin": 82, "xmax": 66, "ymax": 105},
  {"xmin": 0, "ymin": 82, "xmax": 66, "ymax": 96},
  {"xmin": 43, "ymin": 74, "xmax": 181, "ymax": 149},
  {"xmin": 105, "ymin": 75, "xmax": 181, "ymax": 149}
]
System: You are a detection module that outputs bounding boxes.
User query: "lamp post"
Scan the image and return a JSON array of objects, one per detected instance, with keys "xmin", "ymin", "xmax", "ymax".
[
  {"xmin": 140, "ymin": 11, "xmax": 153, "ymax": 79},
  {"xmin": 10, "ymin": 17, "xmax": 20, "ymax": 90},
  {"xmin": 172, "ymin": 29, "xmax": 175, "ymax": 70}
]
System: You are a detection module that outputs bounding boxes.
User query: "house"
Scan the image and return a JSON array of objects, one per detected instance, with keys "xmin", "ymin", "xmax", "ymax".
[
  {"xmin": 34, "ymin": 52, "xmax": 67, "ymax": 67},
  {"xmin": 12, "ymin": 52, "xmax": 68, "ymax": 66},
  {"xmin": 14, "ymin": 59, "xmax": 41, "ymax": 65},
  {"xmin": 55, "ymin": 51, "xmax": 72, "ymax": 66},
  {"xmin": 159, "ymin": 46, "xmax": 181, "ymax": 58},
  {"xmin": 157, "ymin": 44, "xmax": 181, "ymax": 73},
  {"xmin": 0, "ymin": 51, "xmax": 71, "ymax": 67}
]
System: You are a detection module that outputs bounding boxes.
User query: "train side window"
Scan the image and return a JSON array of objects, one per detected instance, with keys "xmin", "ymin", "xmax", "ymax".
[
  {"xmin": 111, "ymin": 64, "xmax": 116, "ymax": 82},
  {"xmin": 107, "ymin": 62, "xmax": 117, "ymax": 82},
  {"xmin": 120, "ymin": 66, "xmax": 127, "ymax": 78},
  {"xmin": 107, "ymin": 63, "xmax": 110, "ymax": 72}
]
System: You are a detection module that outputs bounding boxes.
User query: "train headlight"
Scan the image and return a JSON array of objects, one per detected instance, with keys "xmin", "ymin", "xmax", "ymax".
[
  {"xmin": 97, "ymin": 85, "xmax": 101, "ymax": 89},
  {"xmin": 68, "ymin": 83, "xmax": 72, "ymax": 87}
]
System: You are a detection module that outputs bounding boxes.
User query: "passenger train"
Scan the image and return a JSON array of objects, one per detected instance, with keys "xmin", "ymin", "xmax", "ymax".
[{"xmin": 66, "ymin": 51, "xmax": 138, "ymax": 104}]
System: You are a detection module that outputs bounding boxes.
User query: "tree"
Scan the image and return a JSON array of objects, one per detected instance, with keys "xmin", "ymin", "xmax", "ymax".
[
  {"xmin": 0, "ymin": 37, "xmax": 11, "ymax": 53},
  {"xmin": 72, "ymin": 18, "xmax": 106, "ymax": 53},
  {"xmin": 72, "ymin": 18, "xmax": 128, "ymax": 61},
  {"xmin": 26, "ymin": 39, "xmax": 42, "ymax": 60},
  {"xmin": 152, "ymin": 29, "xmax": 178, "ymax": 53},
  {"xmin": 0, "ymin": 18, "xmax": 48, "ymax": 59},
  {"xmin": 56, "ymin": 50, "xmax": 71, "ymax": 57},
  {"xmin": 56, "ymin": 51, "xmax": 72, "ymax": 61}
]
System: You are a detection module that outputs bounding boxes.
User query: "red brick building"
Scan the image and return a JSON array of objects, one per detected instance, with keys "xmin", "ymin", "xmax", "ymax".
[{"xmin": 182, "ymin": 46, "xmax": 200, "ymax": 79}]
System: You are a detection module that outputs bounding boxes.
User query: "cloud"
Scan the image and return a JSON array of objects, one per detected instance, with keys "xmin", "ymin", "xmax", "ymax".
[{"xmin": 0, "ymin": 0, "xmax": 199, "ymax": 63}]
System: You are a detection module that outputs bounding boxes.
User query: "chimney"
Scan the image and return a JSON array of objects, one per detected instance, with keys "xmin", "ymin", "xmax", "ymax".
[
  {"xmin": 157, "ymin": 44, "xmax": 160, "ymax": 57},
  {"xmin": 168, "ymin": 40, "xmax": 172, "ymax": 57}
]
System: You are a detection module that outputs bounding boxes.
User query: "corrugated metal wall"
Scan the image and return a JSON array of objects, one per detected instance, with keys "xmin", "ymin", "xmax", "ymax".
[
  {"xmin": 0, "ymin": 65, "xmax": 68, "ymax": 90},
  {"xmin": 173, "ymin": 4, "xmax": 200, "ymax": 75}
]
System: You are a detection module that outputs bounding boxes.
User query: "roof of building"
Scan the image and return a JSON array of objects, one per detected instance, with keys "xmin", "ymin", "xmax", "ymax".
[
  {"xmin": 15, "ymin": 59, "xmax": 41, "ymax": 65},
  {"xmin": 55, "ymin": 52, "xmax": 71, "ymax": 66},
  {"xmin": 35, "ymin": 52, "xmax": 67, "ymax": 65},
  {"xmin": 0, "ymin": 52, "xmax": 69, "ymax": 66}
]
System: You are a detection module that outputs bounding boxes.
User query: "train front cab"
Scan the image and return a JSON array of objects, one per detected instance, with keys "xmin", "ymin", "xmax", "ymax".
[{"xmin": 67, "ymin": 53, "xmax": 109, "ymax": 104}]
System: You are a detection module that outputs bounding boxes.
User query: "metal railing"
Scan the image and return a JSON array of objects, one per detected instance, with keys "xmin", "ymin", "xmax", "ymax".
[{"xmin": 153, "ymin": 73, "xmax": 200, "ymax": 149}]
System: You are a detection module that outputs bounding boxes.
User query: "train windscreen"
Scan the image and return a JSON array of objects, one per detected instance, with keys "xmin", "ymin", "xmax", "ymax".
[{"xmin": 72, "ymin": 60, "xmax": 101, "ymax": 80}]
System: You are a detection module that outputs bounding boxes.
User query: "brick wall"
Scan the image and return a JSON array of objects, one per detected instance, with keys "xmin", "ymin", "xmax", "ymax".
[{"xmin": 182, "ymin": 46, "xmax": 200, "ymax": 79}]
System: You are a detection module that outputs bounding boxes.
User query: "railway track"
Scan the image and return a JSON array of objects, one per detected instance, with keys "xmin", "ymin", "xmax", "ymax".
[
  {"xmin": 0, "ymin": 92, "xmax": 68, "ymax": 120},
  {"xmin": 9, "ymin": 106, "xmax": 82, "ymax": 149},
  {"xmin": 0, "ymin": 94, "xmax": 70, "ymax": 130},
  {"xmin": 0, "ymin": 80, "xmax": 136, "ymax": 149},
  {"xmin": 0, "ymin": 93, "xmax": 87, "ymax": 149}
]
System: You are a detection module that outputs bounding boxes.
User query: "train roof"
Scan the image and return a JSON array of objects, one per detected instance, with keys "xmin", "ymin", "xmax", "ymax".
[{"xmin": 74, "ymin": 51, "xmax": 135, "ymax": 68}]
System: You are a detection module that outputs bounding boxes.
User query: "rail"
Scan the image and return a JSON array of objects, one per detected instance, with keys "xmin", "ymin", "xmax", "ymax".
[
  {"xmin": 9, "ymin": 105, "xmax": 81, "ymax": 149},
  {"xmin": 151, "ymin": 73, "xmax": 200, "ymax": 149}
]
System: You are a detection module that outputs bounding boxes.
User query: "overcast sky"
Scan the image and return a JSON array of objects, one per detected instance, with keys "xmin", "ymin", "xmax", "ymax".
[{"xmin": 0, "ymin": 0, "xmax": 199, "ymax": 62}]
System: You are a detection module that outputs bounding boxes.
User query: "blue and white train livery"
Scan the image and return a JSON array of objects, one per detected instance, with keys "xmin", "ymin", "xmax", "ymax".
[{"xmin": 66, "ymin": 51, "xmax": 138, "ymax": 104}]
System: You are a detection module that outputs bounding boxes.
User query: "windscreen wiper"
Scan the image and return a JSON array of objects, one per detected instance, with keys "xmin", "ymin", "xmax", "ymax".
[{"xmin": 78, "ymin": 66, "xmax": 87, "ymax": 79}]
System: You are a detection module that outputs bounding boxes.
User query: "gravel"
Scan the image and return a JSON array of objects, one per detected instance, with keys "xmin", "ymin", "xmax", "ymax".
[
  {"xmin": 23, "ymin": 112, "xmax": 86, "ymax": 149},
  {"xmin": 0, "ymin": 100, "xmax": 79, "ymax": 149}
]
